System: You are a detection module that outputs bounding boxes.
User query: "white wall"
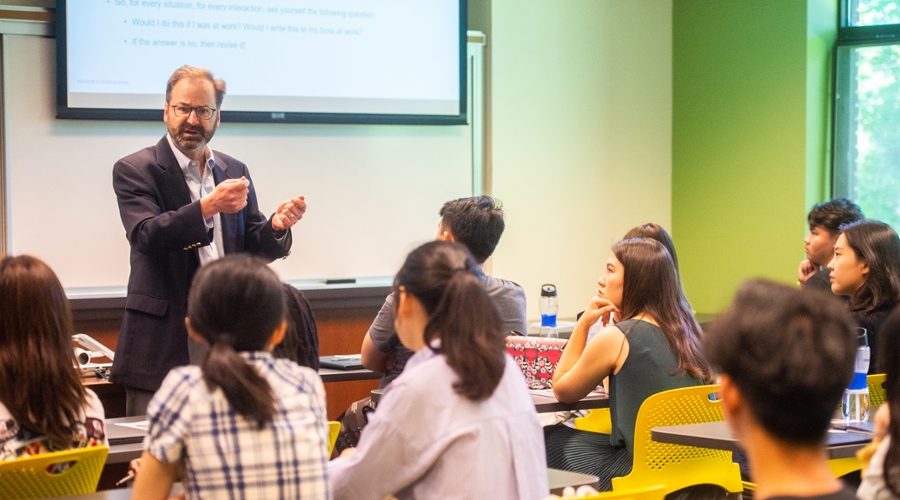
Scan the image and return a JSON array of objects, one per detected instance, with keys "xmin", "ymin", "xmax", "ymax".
[
  {"xmin": 489, "ymin": 1, "xmax": 673, "ymax": 321},
  {"xmin": 4, "ymin": 35, "xmax": 472, "ymax": 289}
]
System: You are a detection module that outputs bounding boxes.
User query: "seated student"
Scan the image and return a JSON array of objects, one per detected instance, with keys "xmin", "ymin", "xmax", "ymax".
[
  {"xmin": 828, "ymin": 219, "xmax": 900, "ymax": 372},
  {"xmin": 272, "ymin": 283, "xmax": 320, "ymax": 370},
  {"xmin": 329, "ymin": 241, "xmax": 547, "ymax": 500},
  {"xmin": 131, "ymin": 255, "xmax": 329, "ymax": 500},
  {"xmin": 798, "ymin": 198, "xmax": 865, "ymax": 291},
  {"xmin": 361, "ymin": 195, "xmax": 526, "ymax": 387},
  {"xmin": 704, "ymin": 279, "xmax": 857, "ymax": 500},
  {"xmin": 544, "ymin": 238, "xmax": 712, "ymax": 490},
  {"xmin": 859, "ymin": 306, "xmax": 900, "ymax": 500},
  {"xmin": 0, "ymin": 255, "xmax": 107, "ymax": 460}
]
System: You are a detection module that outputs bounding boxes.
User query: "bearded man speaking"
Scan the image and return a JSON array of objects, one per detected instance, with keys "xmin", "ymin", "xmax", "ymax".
[{"xmin": 112, "ymin": 65, "xmax": 306, "ymax": 416}]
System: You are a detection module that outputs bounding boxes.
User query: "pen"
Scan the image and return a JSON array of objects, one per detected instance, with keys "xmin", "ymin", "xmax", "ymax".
[{"xmin": 115, "ymin": 471, "xmax": 135, "ymax": 486}]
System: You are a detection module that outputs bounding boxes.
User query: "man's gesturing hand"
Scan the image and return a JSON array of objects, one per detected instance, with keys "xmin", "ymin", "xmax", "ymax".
[
  {"xmin": 272, "ymin": 196, "xmax": 307, "ymax": 231},
  {"xmin": 201, "ymin": 177, "xmax": 250, "ymax": 219}
]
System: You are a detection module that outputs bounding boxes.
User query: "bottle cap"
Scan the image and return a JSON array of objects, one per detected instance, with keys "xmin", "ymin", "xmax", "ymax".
[{"xmin": 541, "ymin": 284, "xmax": 557, "ymax": 297}]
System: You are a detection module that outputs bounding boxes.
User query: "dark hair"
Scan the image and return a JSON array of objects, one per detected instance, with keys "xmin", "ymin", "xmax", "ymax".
[
  {"xmin": 808, "ymin": 198, "xmax": 864, "ymax": 233},
  {"xmin": 840, "ymin": 220, "xmax": 900, "ymax": 314},
  {"xmin": 623, "ymin": 223, "xmax": 692, "ymax": 312},
  {"xmin": 393, "ymin": 241, "xmax": 505, "ymax": 401},
  {"xmin": 612, "ymin": 238, "xmax": 712, "ymax": 382},
  {"xmin": 166, "ymin": 65, "xmax": 227, "ymax": 108},
  {"xmin": 878, "ymin": 306, "xmax": 900, "ymax": 495},
  {"xmin": 0, "ymin": 255, "xmax": 87, "ymax": 447},
  {"xmin": 438, "ymin": 196, "xmax": 505, "ymax": 263},
  {"xmin": 705, "ymin": 279, "xmax": 856, "ymax": 446},
  {"xmin": 187, "ymin": 255, "xmax": 285, "ymax": 427},
  {"xmin": 272, "ymin": 283, "xmax": 320, "ymax": 370},
  {"xmin": 623, "ymin": 223, "xmax": 681, "ymax": 273}
]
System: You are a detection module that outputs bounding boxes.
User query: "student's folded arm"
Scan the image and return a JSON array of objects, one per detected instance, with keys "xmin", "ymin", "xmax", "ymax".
[
  {"xmin": 360, "ymin": 333, "xmax": 389, "ymax": 372},
  {"xmin": 552, "ymin": 325, "xmax": 624, "ymax": 404}
]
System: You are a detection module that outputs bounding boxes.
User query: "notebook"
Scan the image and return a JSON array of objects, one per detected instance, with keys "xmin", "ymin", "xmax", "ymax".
[
  {"xmin": 506, "ymin": 336, "xmax": 567, "ymax": 390},
  {"xmin": 319, "ymin": 355, "xmax": 365, "ymax": 371}
]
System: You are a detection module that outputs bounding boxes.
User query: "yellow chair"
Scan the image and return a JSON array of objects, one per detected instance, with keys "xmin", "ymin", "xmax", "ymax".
[
  {"xmin": 578, "ymin": 485, "xmax": 666, "ymax": 500},
  {"xmin": 869, "ymin": 373, "xmax": 887, "ymax": 407},
  {"xmin": 610, "ymin": 385, "xmax": 743, "ymax": 497},
  {"xmin": 0, "ymin": 446, "xmax": 108, "ymax": 499},
  {"xmin": 574, "ymin": 408, "xmax": 612, "ymax": 434},
  {"xmin": 328, "ymin": 421, "xmax": 341, "ymax": 455}
]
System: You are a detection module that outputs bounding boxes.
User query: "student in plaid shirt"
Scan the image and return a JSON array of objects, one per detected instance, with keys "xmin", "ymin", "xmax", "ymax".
[{"xmin": 132, "ymin": 255, "xmax": 330, "ymax": 499}]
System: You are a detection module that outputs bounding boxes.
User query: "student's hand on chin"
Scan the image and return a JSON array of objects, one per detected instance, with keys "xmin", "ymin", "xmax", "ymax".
[
  {"xmin": 798, "ymin": 259, "xmax": 818, "ymax": 284},
  {"xmin": 581, "ymin": 295, "xmax": 618, "ymax": 328}
]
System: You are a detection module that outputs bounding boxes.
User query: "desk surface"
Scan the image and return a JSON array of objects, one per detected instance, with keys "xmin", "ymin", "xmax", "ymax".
[
  {"xmin": 106, "ymin": 416, "xmax": 147, "ymax": 464},
  {"xmin": 86, "ymin": 366, "xmax": 379, "ymax": 389},
  {"xmin": 530, "ymin": 389, "xmax": 608, "ymax": 413},
  {"xmin": 652, "ymin": 421, "xmax": 872, "ymax": 460},
  {"xmin": 370, "ymin": 388, "xmax": 608, "ymax": 413},
  {"xmin": 53, "ymin": 470, "xmax": 593, "ymax": 499},
  {"xmin": 319, "ymin": 366, "xmax": 381, "ymax": 383}
]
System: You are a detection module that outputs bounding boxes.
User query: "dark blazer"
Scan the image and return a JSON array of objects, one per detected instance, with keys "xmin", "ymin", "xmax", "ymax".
[{"xmin": 110, "ymin": 135, "xmax": 291, "ymax": 391}]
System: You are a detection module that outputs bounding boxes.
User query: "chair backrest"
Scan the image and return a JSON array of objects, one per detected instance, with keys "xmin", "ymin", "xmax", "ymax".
[
  {"xmin": 0, "ymin": 446, "xmax": 108, "ymax": 499},
  {"xmin": 506, "ymin": 336, "xmax": 567, "ymax": 389},
  {"xmin": 328, "ymin": 421, "xmax": 341, "ymax": 455},
  {"xmin": 869, "ymin": 373, "xmax": 887, "ymax": 407},
  {"xmin": 581, "ymin": 485, "xmax": 666, "ymax": 500},
  {"xmin": 611, "ymin": 385, "xmax": 742, "ymax": 495}
]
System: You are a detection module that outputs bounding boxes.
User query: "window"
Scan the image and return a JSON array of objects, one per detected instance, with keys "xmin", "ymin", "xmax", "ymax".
[{"xmin": 833, "ymin": 0, "xmax": 900, "ymax": 228}]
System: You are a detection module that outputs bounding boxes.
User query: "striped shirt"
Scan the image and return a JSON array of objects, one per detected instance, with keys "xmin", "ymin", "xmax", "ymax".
[{"xmin": 144, "ymin": 352, "xmax": 330, "ymax": 499}]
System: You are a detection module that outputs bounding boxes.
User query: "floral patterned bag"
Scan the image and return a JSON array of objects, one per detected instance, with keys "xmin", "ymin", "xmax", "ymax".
[{"xmin": 505, "ymin": 336, "xmax": 567, "ymax": 389}]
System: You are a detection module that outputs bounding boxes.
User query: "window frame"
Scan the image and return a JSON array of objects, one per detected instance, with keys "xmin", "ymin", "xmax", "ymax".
[{"xmin": 832, "ymin": 0, "xmax": 900, "ymax": 203}]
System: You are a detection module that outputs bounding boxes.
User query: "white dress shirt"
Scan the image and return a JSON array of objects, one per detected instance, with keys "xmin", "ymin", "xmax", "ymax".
[{"xmin": 166, "ymin": 134, "xmax": 223, "ymax": 266}]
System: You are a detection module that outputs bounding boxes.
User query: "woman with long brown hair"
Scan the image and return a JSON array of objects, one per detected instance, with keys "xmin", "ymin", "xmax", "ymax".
[
  {"xmin": 0, "ymin": 255, "xmax": 106, "ymax": 460},
  {"xmin": 329, "ymin": 241, "xmax": 547, "ymax": 499},
  {"xmin": 545, "ymin": 238, "xmax": 712, "ymax": 490}
]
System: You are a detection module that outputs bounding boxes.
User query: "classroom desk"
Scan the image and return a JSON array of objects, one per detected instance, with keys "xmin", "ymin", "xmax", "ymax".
[
  {"xmin": 370, "ymin": 388, "xmax": 609, "ymax": 413},
  {"xmin": 106, "ymin": 417, "xmax": 147, "ymax": 465},
  {"xmin": 530, "ymin": 389, "xmax": 609, "ymax": 413},
  {"xmin": 651, "ymin": 421, "xmax": 872, "ymax": 460},
  {"xmin": 52, "ymin": 471, "xmax": 594, "ymax": 499},
  {"xmin": 85, "ymin": 366, "xmax": 378, "ymax": 420},
  {"xmin": 319, "ymin": 366, "xmax": 381, "ymax": 383}
]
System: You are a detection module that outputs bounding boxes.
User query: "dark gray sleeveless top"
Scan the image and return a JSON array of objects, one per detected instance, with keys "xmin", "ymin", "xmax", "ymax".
[{"xmin": 609, "ymin": 319, "xmax": 703, "ymax": 456}]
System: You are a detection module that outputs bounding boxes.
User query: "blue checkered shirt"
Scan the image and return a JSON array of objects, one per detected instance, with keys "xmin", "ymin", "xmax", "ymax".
[{"xmin": 144, "ymin": 352, "xmax": 330, "ymax": 499}]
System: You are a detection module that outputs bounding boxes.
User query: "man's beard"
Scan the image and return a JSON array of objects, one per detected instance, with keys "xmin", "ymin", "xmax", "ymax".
[{"xmin": 172, "ymin": 122, "xmax": 216, "ymax": 154}]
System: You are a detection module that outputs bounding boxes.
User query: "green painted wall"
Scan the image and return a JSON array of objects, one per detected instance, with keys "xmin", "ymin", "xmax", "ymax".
[{"xmin": 672, "ymin": 0, "xmax": 836, "ymax": 315}]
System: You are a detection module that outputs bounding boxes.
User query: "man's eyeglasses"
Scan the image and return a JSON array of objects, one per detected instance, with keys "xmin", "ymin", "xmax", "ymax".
[{"xmin": 169, "ymin": 104, "xmax": 217, "ymax": 120}]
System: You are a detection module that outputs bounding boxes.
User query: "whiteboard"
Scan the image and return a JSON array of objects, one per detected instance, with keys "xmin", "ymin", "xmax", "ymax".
[{"xmin": 4, "ymin": 34, "xmax": 475, "ymax": 290}]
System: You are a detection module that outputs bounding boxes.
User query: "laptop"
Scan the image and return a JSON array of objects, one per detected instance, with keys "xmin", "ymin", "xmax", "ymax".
[
  {"xmin": 319, "ymin": 354, "xmax": 365, "ymax": 371},
  {"xmin": 106, "ymin": 418, "xmax": 148, "ymax": 446},
  {"xmin": 506, "ymin": 336, "xmax": 567, "ymax": 390}
]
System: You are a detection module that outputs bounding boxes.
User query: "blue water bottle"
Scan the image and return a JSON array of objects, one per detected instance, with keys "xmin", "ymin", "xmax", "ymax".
[
  {"xmin": 539, "ymin": 284, "xmax": 558, "ymax": 338},
  {"xmin": 842, "ymin": 328, "xmax": 870, "ymax": 422}
]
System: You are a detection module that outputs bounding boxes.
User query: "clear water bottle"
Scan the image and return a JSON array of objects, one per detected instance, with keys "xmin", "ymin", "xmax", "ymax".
[
  {"xmin": 539, "ymin": 284, "xmax": 558, "ymax": 338},
  {"xmin": 842, "ymin": 328, "xmax": 870, "ymax": 422}
]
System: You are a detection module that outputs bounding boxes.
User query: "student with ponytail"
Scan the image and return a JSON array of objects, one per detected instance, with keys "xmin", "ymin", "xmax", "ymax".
[
  {"xmin": 329, "ymin": 241, "xmax": 547, "ymax": 500},
  {"xmin": 132, "ymin": 255, "xmax": 330, "ymax": 500}
]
